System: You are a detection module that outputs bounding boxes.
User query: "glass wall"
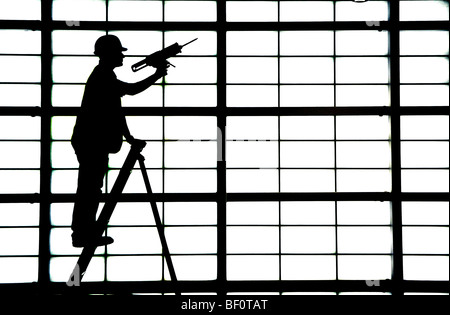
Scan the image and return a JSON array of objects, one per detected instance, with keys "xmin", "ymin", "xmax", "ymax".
[{"xmin": 0, "ymin": 0, "xmax": 448, "ymax": 294}]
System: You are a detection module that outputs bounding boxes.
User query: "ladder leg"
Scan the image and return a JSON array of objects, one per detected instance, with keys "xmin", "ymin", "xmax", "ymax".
[
  {"xmin": 67, "ymin": 145, "xmax": 142, "ymax": 285},
  {"xmin": 137, "ymin": 155, "xmax": 180, "ymax": 295}
]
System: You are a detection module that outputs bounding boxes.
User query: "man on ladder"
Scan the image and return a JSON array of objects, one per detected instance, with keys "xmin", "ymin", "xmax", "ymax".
[{"xmin": 71, "ymin": 34, "xmax": 168, "ymax": 248}]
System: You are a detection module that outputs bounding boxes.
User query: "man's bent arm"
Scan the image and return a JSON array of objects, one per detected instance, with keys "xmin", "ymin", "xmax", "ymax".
[{"xmin": 122, "ymin": 68, "xmax": 167, "ymax": 96}]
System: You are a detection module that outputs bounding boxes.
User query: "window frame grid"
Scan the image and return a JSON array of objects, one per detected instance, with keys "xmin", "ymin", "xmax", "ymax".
[{"xmin": 0, "ymin": 0, "xmax": 448, "ymax": 295}]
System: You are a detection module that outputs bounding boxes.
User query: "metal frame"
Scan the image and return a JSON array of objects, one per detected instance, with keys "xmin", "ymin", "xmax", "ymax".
[{"xmin": 0, "ymin": 1, "xmax": 449, "ymax": 295}]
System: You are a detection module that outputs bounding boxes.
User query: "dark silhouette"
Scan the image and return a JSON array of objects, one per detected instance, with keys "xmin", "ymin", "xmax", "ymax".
[
  {"xmin": 71, "ymin": 34, "xmax": 167, "ymax": 248},
  {"xmin": 68, "ymin": 144, "xmax": 178, "ymax": 294}
]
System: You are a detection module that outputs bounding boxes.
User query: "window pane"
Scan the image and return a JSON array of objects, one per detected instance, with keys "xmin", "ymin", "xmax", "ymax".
[
  {"xmin": 107, "ymin": 202, "xmax": 162, "ymax": 226},
  {"xmin": 281, "ymin": 116, "xmax": 335, "ymax": 140},
  {"xmin": 0, "ymin": 116, "xmax": 40, "ymax": 140},
  {"xmin": 165, "ymin": 170, "xmax": 216, "ymax": 193},
  {"xmin": 52, "ymin": 57, "xmax": 99, "ymax": 83},
  {"xmin": 165, "ymin": 116, "xmax": 216, "ymax": 140},
  {"xmin": 51, "ymin": 257, "xmax": 104, "ymax": 282},
  {"xmin": 228, "ymin": 227, "xmax": 279, "ymax": 254},
  {"xmin": 401, "ymin": 141, "xmax": 449, "ymax": 168},
  {"xmin": 281, "ymin": 85, "xmax": 334, "ymax": 107},
  {"xmin": 281, "ymin": 202, "xmax": 335, "ymax": 225},
  {"xmin": 401, "ymin": 116, "xmax": 449, "ymax": 140},
  {"xmin": 400, "ymin": 85, "xmax": 449, "ymax": 107},
  {"xmin": 400, "ymin": 31, "xmax": 449, "ymax": 55},
  {"xmin": 51, "ymin": 170, "xmax": 79, "ymax": 194},
  {"xmin": 336, "ymin": 85, "xmax": 390, "ymax": 107},
  {"xmin": 280, "ymin": 1, "xmax": 334, "ymax": 22},
  {"xmin": 337, "ymin": 141, "xmax": 391, "ymax": 168},
  {"xmin": 107, "ymin": 256, "xmax": 162, "ymax": 281},
  {"xmin": 52, "ymin": 0, "xmax": 106, "ymax": 21},
  {"xmin": 281, "ymin": 170, "xmax": 335, "ymax": 192},
  {"xmin": 402, "ymin": 202, "xmax": 449, "ymax": 226},
  {"xmin": 107, "ymin": 227, "xmax": 162, "ymax": 254},
  {"xmin": 0, "ymin": 84, "xmax": 40, "ymax": 107},
  {"xmin": 336, "ymin": 116, "xmax": 391, "ymax": 140},
  {"xmin": 109, "ymin": 141, "xmax": 162, "ymax": 169},
  {"xmin": 51, "ymin": 116, "xmax": 76, "ymax": 140},
  {"xmin": 125, "ymin": 116, "xmax": 163, "ymax": 140},
  {"xmin": 227, "ymin": 1, "xmax": 278, "ymax": 22},
  {"xmin": 401, "ymin": 57, "xmax": 449, "ymax": 83},
  {"xmin": 336, "ymin": 0, "xmax": 389, "ymax": 22},
  {"xmin": 227, "ymin": 256, "xmax": 279, "ymax": 280},
  {"xmin": 228, "ymin": 32, "xmax": 278, "ymax": 56},
  {"xmin": 338, "ymin": 201, "xmax": 391, "ymax": 225},
  {"xmin": 165, "ymin": 141, "xmax": 217, "ymax": 168},
  {"xmin": 403, "ymin": 227, "xmax": 449, "ymax": 254},
  {"xmin": 227, "ymin": 117, "xmax": 278, "ymax": 140},
  {"xmin": 108, "ymin": 170, "xmax": 162, "ymax": 194},
  {"xmin": 281, "ymin": 57, "xmax": 334, "ymax": 84},
  {"xmin": 0, "ymin": 228, "xmax": 39, "ymax": 255},
  {"xmin": 227, "ymin": 170, "xmax": 278, "ymax": 193},
  {"xmin": 165, "ymin": 85, "xmax": 216, "ymax": 107},
  {"xmin": 227, "ymin": 141, "xmax": 278, "ymax": 168},
  {"xmin": 0, "ymin": 142, "xmax": 40, "ymax": 168},
  {"xmin": 122, "ymin": 85, "xmax": 163, "ymax": 107},
  {"xmin": 169, "ymin": 256, "xmax": 217, "ymax": 281},
  {"xmin": 338, "ymin": 255, "xmax": 392, "ymax": 280},
  {"xmin": 0, "ymin": 56, "xmax": 40, "ymax": 83},
  {"xmin": 282, "ymin": 227, "xmax": 336, "ymax": 253},
  {"xmin": 165, "ymin": 1, "xmax": 216, "ymax": 22},
  {"xmin": 337, "ymin": 57, "xmax": 389, "ymax": 84},
  {"xmin": 228, "ymin": 85, "xmax": 278, "ymax": 107},
  {"xmin": 51, "ymin": 141, "xmax": 78, "ymax": 168},
  {"xmin": 401, "ymin": 170, "xmax": 449, "ymax": 193},
  {"xmin": 52, "ymin": 30, "xmax": 105, "ymax": 55},
  {"xmin": 0, "ymin": 171, "xmax": 40, "ymax": 193},
  {"xmin": 108, "ymin": 31, "xmax": 162, "ymax": 56},
  {"xmin": 51, "ymin": 203, "xmax": 77, "ymax": 227},
  {"xmin": 165, "ymin": 227, "xmax": 216, "ymax": 254},
  {"xmin": 403, "ymin": 256, "xmax": 449, "ymax": 281},
  {"xmin": 337, "ymin": 170, "xmax": 391, "ymax": 192},
  {"xmin": 281, "ymin": 31, "xmax": 333, "ymax": 56},
  {"xmin": 108, "ymin": 0, "xmax": 162, "ymax": 22},
  {"xmin": 400, "ymin": 0, "xmax": 450, "ymax": 21},
  {"xmin": 228, "ymin": 202, "xmax": 279, "ymax": 225},
  {"xmin": 165, "ymin": 57, "xmax": 216, "ymax": 84},
  {"xmin": 281, "ymin": 142, "xmax": 334, "ymax": 168},
  {"xmin": 336, "ymin": 31, "xmax": 388, "ymax": 56},
  {"xmin": 52, "ymin": 85, "xmax": 84, "ymax": 107},
  {"xmin": 50, "ymin": 227, "xmax": 104, "ymax": 256},
  {"xmin": 0, "ymin": 204, "xmax": 39, "ymax": 226},
  {"xmin": 166, "ymin": 31, "xmax": 217, "ymax": 56},
  {"xmin": 282, "ymin": 256, "xmax": 336, "ymax": 280},
  {"xmin": 0, "ymin": 258, "xmax": 38, "ymax": 283},
  {"xmin": 0, "ymin": 30, "xmax": 40, "ymax": 54},
  {"xmin": 0, "ymin": 0, "xmax": 40, "ymax": 20},
  {"xmin": 227, "ymin": 57, "xmax": 278, "ymax": 84},
  {"xmin": 338, "ymin": 227, "xmax": 392, "ymax": 254},
  {"xmin": 165, "ymin": 202, "xmax": 217, "ymax": 226}
]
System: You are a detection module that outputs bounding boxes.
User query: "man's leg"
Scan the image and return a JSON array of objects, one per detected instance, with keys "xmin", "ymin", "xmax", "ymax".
[{"xmin": 71, "ymin": 151, "xmax": 112, "ymax": 247}]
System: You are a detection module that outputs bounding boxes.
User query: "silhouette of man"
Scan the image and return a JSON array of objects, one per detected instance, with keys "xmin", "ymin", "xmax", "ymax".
[{"xmin": 71, "ymin": 34, "xmax": 167, "ymax": 247}]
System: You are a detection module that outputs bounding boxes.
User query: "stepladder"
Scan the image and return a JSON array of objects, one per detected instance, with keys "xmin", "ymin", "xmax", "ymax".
[{"xmin": 67, "ymin": 142, "xmax": 179, "ymax": 295}]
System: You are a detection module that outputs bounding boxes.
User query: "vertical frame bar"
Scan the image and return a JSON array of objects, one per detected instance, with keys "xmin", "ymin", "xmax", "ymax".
[
  {"xmin": 216, "ymin": 0, "xmax": 227, "ymax": 296},
  {"xmin": 38, "ymin": 0, "xmax": 53, "ymax": 290},
  {"xmin": 333, "ymin": 0, "xmax": 339, "ymax": 284},
  {"xmin": 389, "ymin": 0, "xmax": 404, "ymax": 295}
]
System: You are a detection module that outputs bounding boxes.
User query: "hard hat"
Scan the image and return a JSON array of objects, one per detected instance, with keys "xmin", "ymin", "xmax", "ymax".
[{"xmin": 94, "ymin": 34, "xmax": 127, "ymax": 57}]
